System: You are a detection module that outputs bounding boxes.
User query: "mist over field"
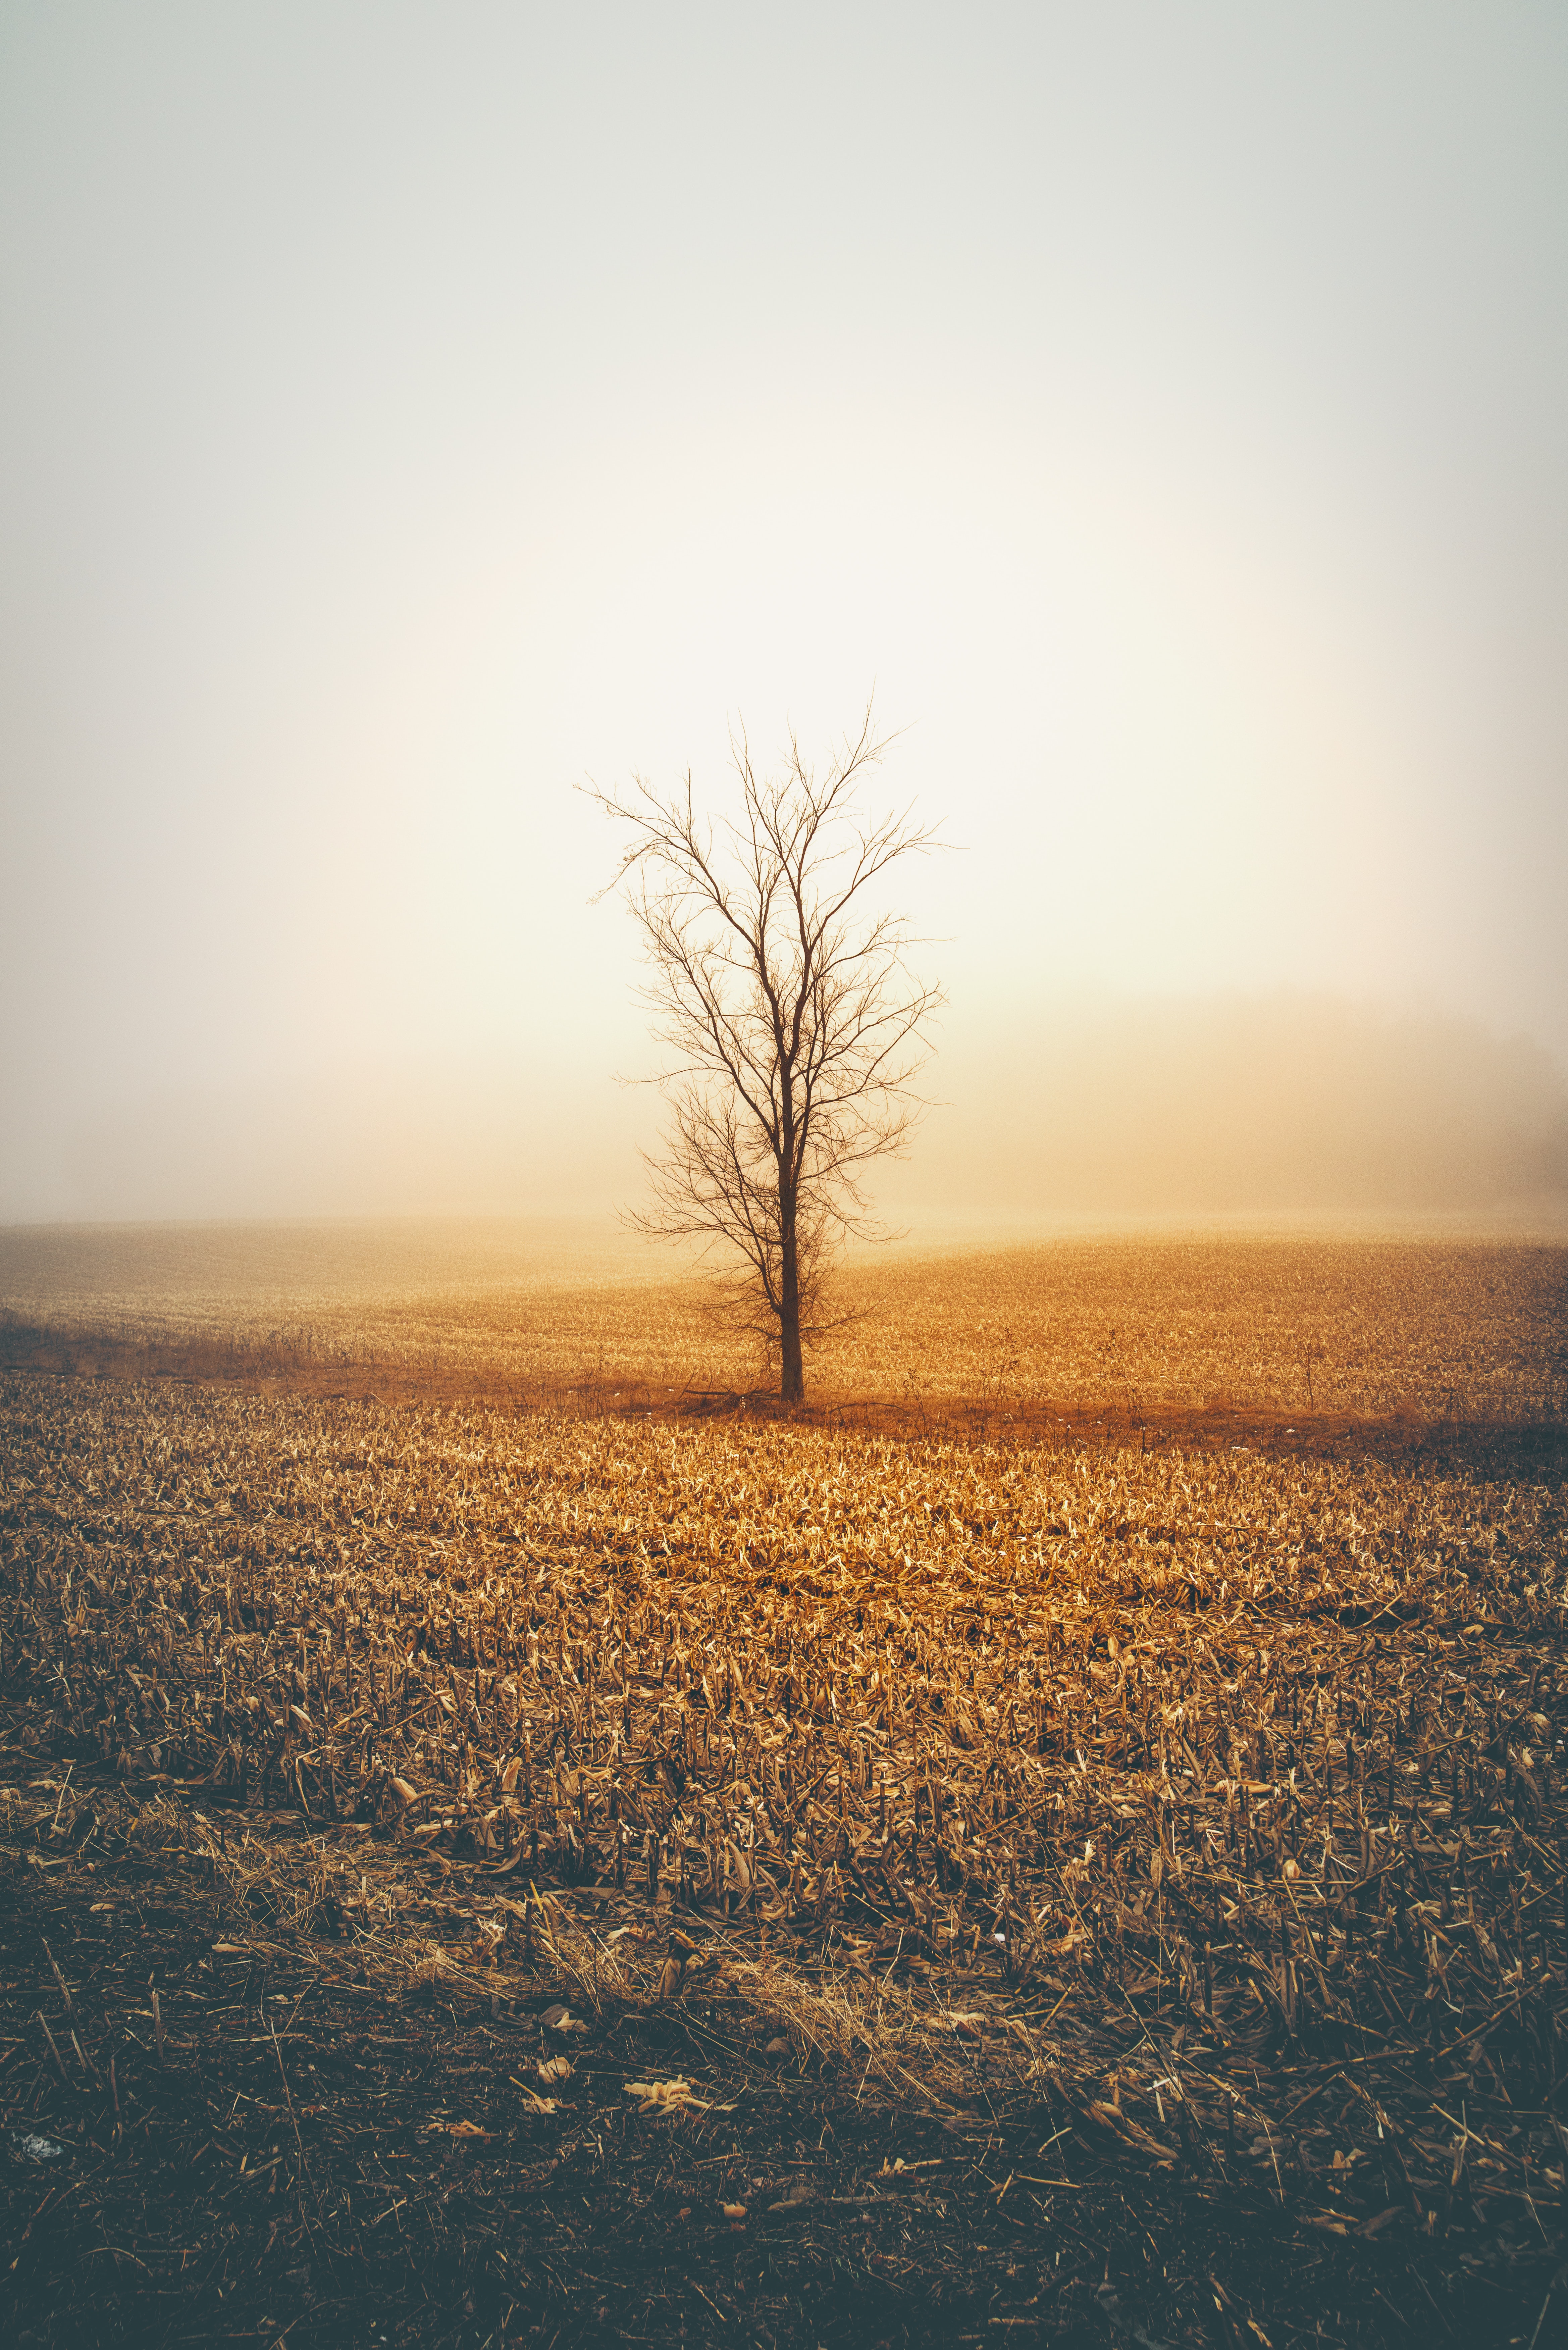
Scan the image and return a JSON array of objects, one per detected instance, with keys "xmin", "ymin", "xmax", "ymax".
[
  {"xmin": 6, "ymin": 990, "xmax": 1563, "ymax": 1229},
  {"xmin": 5, "ymin": 20, "xmax": 1568, "ymax": 2345},
  {"xmin": 890, "ymin": 993, "xmax": 1568, "ymax": 1221},
  {"xmin": 4, "ymin": 8, "xmax": 1567, "ymax": 1242}
]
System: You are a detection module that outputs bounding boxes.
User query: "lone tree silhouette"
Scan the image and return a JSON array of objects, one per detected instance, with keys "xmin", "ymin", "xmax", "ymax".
[{"xmin": 587, "ymin": 710, "xmax": 943, "ymax": 1403}]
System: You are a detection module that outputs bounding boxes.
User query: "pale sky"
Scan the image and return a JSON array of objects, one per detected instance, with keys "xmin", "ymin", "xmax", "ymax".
[{"xmin": 2, "ymin": 4, "xmax": 1565, "ymax": 1222}]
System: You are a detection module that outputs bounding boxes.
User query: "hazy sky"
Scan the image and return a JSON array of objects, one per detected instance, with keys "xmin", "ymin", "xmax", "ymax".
[{"xmin": 3, "ymin": 4, "xmax": 1565, "ymax": 1222}]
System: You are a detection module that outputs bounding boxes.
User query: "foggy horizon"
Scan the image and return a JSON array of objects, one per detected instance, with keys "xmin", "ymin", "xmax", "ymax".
[
  {"xmin": 1, "ymin": 986, "xmax": 1562, "ymax": 1231},
  {"xmin": 4, "ymin": 7, "xmax": 1566, "ymax": 1234}
]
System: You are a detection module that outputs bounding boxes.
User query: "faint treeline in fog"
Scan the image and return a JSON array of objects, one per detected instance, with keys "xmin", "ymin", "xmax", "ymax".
[{"xmin": 907, "ymin": 995, "xmax": 1568, "ymax": 1215}]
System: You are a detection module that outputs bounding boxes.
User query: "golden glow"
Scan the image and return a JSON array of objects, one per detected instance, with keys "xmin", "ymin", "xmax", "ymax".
[{"xmin": 2, "ymin": 11, "xmax": 1564, "ymax": 1224}]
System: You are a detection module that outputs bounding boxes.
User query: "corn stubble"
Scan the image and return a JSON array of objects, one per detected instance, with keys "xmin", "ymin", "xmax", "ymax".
[{"xmin": 3, "ymin": 1347, "xmax": 1566, "ymax": 2250}]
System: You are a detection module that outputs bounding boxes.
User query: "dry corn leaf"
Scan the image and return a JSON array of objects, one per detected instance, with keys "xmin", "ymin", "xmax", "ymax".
[
  {"xmin": 625, "ymin": 2077, "xmax": 710, "ymax": 2115},
  {"xmin": 508, "ymin": 2078, "xmax": 560, "ymax": 2115}
]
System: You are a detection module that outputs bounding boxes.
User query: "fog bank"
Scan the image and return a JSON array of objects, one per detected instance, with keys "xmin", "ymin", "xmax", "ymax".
[
  {"xmin": 5, "ymin": 993, "xmax": 1562, "ymax": 1228},
  {"xmin": 887, "ymin": 995, "xmax": 1568, "ymax": 1219}
]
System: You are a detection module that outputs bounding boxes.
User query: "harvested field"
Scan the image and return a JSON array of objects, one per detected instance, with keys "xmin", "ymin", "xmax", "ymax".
[
  {"xmin": 3, "ymin": 1224, "xmax": 1564, "ymax": 1421},
  {"xmin": 2, "ymin": 1234, "xmax": 1567, "ymax": 2346}
]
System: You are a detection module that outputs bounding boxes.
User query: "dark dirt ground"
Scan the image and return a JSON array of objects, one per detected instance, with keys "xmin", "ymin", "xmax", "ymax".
[{"xmin": 7, "ymin": 1823, "xmax": 1564, "ymax": 2350}]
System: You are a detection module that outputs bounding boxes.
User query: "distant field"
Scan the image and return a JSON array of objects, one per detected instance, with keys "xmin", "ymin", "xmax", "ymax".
[{"xmin": 1, "ymin": 1217, "xmax": 1564, "ymax": 1421}]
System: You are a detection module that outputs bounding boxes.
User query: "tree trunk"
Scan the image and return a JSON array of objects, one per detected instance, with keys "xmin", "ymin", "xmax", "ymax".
[{"xmin": 779, "ymin": 1192, "xmax": 805, "ymax": 1404}]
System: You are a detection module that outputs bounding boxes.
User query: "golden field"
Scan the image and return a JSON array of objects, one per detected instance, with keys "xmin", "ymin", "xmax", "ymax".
[
  {"xmin": 1, "ymin": 1226, "xmax": 1566, "ymax": 2343},
  {"xmin": 2, "ymin": 1329, "xmax": 1564, "ymax": 2109},
  {"xmin": 2, "ymin": 1219, "xmax": 1564, "ymax": 1420}
]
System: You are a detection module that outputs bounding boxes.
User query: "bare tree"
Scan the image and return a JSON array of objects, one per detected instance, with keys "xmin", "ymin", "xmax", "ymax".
[{"xmin": 586, "ymin": 709, "xmax": 943, "ymax": 1403}]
